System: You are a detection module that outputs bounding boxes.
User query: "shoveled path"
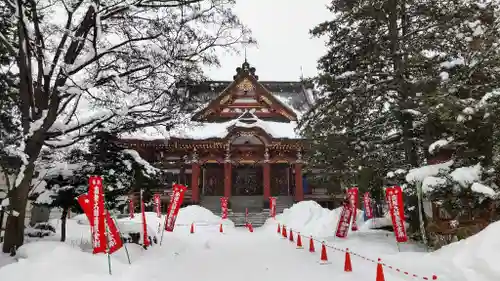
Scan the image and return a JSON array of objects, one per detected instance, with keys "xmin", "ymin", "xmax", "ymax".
[{"xmin": 121, "ymin": 224, "xmax": 408, "ymax": 281}]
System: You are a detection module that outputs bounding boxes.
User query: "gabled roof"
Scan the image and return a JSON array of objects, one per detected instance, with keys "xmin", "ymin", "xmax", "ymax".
[{"xmin": 191, "ymin": 61, "xmax": 298, "ymax": 122}]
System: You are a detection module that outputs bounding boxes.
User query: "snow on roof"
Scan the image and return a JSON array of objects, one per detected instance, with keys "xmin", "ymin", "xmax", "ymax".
[{"xmin": 121, "ymin": 111, "xmax": 300, "ymax": 140}]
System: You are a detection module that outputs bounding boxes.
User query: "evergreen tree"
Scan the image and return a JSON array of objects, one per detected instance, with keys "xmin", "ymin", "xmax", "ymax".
[
  {"xmin": 0, "ymin": 0, "xmax": 19, "ymax": 189},
  {"xmin": 301, "ymin": 0, "xmax": 500, "ymax": 241},
  {"xmin": 34, "ymin": 132, "xmax": 161, "ymax": 241}
]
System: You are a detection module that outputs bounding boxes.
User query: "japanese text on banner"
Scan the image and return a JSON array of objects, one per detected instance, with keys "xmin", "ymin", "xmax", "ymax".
[
  {"xmin": 165, "ymin": 184, "xmax": 187, "ymax": 232},
  {"xmin": 363, "ymin": 192, "xmax": 374, "ymax": 219},
  {"xmin": 347, "ymin": 187, "xmax": 359, "ymax": 231},
  {"xmin": 335, "ymin": 201, "xmax": 353, "ymax": 238},
  {"xmin": 154, "ymin": 194, "xmax": 161, "ymax": 217},
  {"xmin": 220, "ymin": 197, "xmax": 228, "ymax": 219},
  {"xmin": 89, "ymin": 176, "xmax": 106, "ymax": 254},
  {"xmin": 386, "ymin": 186, "xmax": 408, "ymax": 243}
]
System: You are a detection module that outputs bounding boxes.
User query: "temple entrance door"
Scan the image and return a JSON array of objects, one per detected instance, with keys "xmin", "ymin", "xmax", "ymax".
[{"xmin": 232, "ymin": 164, "xmax": 263, "ymax": 195}]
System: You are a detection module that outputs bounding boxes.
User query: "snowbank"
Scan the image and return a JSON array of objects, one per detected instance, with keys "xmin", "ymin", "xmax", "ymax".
[
  {"xmin": 267, "ymin": 201, "xmax": 364, "ymax": 237},
  {"xmin": 1, "ymin": 242, "xmax": 127, "ymax": 281},
  {"xmin": 429, "ymin": 220, "xmax": 500, "ymax": 280},
  {"xmin": 175, "ymin": 205, "xmax": 234, "ymax": 227}
]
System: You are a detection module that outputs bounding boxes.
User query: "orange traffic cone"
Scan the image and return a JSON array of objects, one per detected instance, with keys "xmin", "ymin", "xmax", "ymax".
[
  {"xmin": 309, "ymin": 236, "xmax": 315, "ymax": 253},
  {"xmin": 296, "ymin": 233, "xmax": 303, "ymax": 249},
  {"xmin": 190, "ymin": 223, "xmax": 195, "ymax": 234},
  {"xmin": 219, "ymin": 223, "xmax": 224, "ymax": 233},
  {"xmin": 277, "ymin": 223, "xmax": 281, "ymax": 234},
  {"xmin": 376, "ymin": 258, "xmax": 385, "ymax": 281},
  {"xmin": 289, "ymin": 229, "xmax": 294, "ymax": 242},
  {"xmin": 248, "ymin": 222, "xmax": 254, "ymax": 232},
  {"xmin": 319, "ymin": 243, "xmax": 330, "ymax": 264},
  {"xmin": 282, "ymin": 225, "xmax": 287, "ymax": 238},
  {"xmin": 344, "ymin": 248, "xmax": 352, "ymax": 272}
]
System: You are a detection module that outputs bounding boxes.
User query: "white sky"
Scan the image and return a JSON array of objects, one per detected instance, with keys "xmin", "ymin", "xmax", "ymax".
[{"xmin": 203, "ymin": 0, "xmax": 332, "ymax": 81}]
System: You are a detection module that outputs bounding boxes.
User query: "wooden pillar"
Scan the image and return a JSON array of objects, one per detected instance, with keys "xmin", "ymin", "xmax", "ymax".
[
  {"xmin": 294, "ymin": 149, "xmax": 304, "ymax": 201},
  {"xmin": 263, "ymin": 147, "xmax": 271, "ymax": 201},
  {"xmin": 263, "ymin": 163, "xmax": 271, "ymax": 198},
  {"xmin": 191, "ymin": 163, "xmax": 200, "ymax": 203},
  {"xmin": 224, "ymin": 145, "xmax": 232, "ymax": 198},
  {"xmin": 191, "ymin": 148, "xmax": 200, "ymax": 203},
  {"xmin": 294, "ymin": 163, "xmax": 303, "ymax": 201},
  {"xmin": 224, "ymin": 162, "xmax": 232, "ymax": 198}
]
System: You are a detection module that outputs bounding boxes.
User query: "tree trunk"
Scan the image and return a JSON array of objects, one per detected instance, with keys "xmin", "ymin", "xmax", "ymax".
[
  {"xmin": 0, "ymin": 207, "xmax": 4, "ymax": 242},
  {"xmin": 60, "ymin": 208, "xmax": 68, "ymax": 242},
  {"xmin": 2, "ymin": 162, "xmax": 36, "ymax": 253}
]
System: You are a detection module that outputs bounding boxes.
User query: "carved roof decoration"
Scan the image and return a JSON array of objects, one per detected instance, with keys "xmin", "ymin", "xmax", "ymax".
[{"xmin": 191, "ymin": 61, "xmax": 298, "ymax": 122}]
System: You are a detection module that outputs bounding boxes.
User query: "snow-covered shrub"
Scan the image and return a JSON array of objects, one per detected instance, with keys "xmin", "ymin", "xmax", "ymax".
[
  {"xmin": 25, "ymin": 222, "xmax": 56, "ymax": 238},
  {"xmin": 406, "ymin": 160, "xmax": 498, "ymax": 234}
]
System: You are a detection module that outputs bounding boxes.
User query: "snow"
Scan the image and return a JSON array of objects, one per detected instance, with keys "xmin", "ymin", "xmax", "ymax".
[
  {"xmin": 441, "ymin": 57, "xmax": 465, "ymax": 69},
  {"xmin": 427, "ymin": 221, "xmax": 500, "ymax": 280},
  {"xmin": 471, "ymin": 182, "xmax": 496, "ymax": 198},
  {"xmin": 3, "ymin": 201, "xmax": 500, "ymax": 281},
  {"xmin": 450, "ymin": 164, "xmax": 482, "ymax": 187},
  {"xmin": 422, "ymin": 176, "xmax": 447, "ymax": 193},
  {"xmin": 121, "ymin": 149, "xmax": 159, "ymax": 175},
  {"xmin": 121, "ymin": 111, "xmax": 300, "ymax": 140},
  {"xmin": 406, "ymin": 160, "xmax": 454, "ymax": 183},
  {"xmin": 428, "ymin": 139, "xmax": 450, "ymax": 154},
  {"xmin": 268, "ymin": 201, "xmax": 364, "ymax": 237}
]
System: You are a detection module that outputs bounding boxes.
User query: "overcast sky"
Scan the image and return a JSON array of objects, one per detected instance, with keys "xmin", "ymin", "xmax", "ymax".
[{"xmin": 203, "ymin": 0, "xmax": 332, "ymax": 81}]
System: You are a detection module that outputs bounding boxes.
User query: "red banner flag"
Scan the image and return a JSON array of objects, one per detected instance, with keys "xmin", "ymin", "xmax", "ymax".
[
  {"xmin": 89, "ymin": 176, "xmax": 106, "ymax": 254},
  {"xmin": 129, "ymin": 199, "xmax": 135, "ymax": 219},
  {"xmin": 164, "ymin": 184, "xmax": 187, "ymax": 232},
  {"xmin": 105, "ymin": 210, "xmax": 123, "ymax": 254},
  {"xmin": 154, "ymin": 194, "xmax": 161, "ymax": 218},
  {"xmin": 141, "ymin": 195, "xmax": 150, "ymax": 247},
  {"xmin": 347, "ymin": 187, "xmax": 359, "ymax": 231},
  {"xmin": 363, "ymin": 192, "xmax": 374, "ymax": 219},
  {"xmin": 77, "ymin": 194, "xmax": 123, "ymax": 254},
  {"xmin": 269, "ymin": 197, "xmax": 276, "ymax": 218},
  {"xmin": 220, "ymin": 197, "xmax": 228, "ymax": 219},
  {"xmin": 386, "ymin": 186, "xmax": 408, "ymax": 243},
  {"xmin": 335, "ymin": 201, "xmax": 353, "ymax": 238},
  {"xmin": 77, "ymin": 194, "xmax": 92, "ymax": 219}
]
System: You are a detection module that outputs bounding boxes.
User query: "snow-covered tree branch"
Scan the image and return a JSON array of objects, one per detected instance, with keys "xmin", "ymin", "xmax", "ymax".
[{"xmin": 0, "ymin": 0, "xmax": 252, "ymax": 252}]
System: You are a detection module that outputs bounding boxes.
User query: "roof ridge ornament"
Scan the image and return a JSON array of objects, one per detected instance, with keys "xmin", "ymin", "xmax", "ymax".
[{"xmin": 233, "ymin": 60, "xmax": 258, "ymax": 80}]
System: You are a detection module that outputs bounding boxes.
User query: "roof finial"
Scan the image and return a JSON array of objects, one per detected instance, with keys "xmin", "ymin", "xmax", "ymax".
[
  {"xmin": 300, "ymin": 66, "xmax": 304, "ymax": 80},
  {"xmin": 244, "ymin": 47, "xmax": 247, "ymax": 63}
]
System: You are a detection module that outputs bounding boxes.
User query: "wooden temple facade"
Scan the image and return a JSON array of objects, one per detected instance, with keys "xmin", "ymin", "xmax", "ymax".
[{"xmin": 121, "ymin": 61, "xmax": 336, "ymax": 209}]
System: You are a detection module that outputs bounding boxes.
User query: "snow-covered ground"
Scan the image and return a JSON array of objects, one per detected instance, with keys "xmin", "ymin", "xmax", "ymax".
[{"xmin": 0, "ymin": 201, "xmax": 498, "ymax": 281}]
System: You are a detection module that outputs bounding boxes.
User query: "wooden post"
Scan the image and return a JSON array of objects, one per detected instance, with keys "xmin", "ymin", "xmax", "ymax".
[
  {"xmin": 224, "ymin": 162, "xmax": 232, "ymax": 198},
  {"xmin": 263, "ymin": 163, "xmax": 271, "ymax": 200},
  {"xmin": 191, "ymin": 163, "xmax": 200, "ymax": 203},
  {"xmin": 294, "ymin": 163, "xmax": 303, "ymax": 201}
]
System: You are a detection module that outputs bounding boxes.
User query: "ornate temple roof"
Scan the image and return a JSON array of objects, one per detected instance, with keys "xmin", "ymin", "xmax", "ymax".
[
  {"xmin": 121, "ymin": 61, "xmax": 314, "ymax": 141},
  {"xmin": 179, "ymin": 61, "xmax": 316, "ymax": 115}
]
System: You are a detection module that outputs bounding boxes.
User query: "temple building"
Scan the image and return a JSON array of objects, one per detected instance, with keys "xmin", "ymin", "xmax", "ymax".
[{"xmin": 121, "ymin": 61, "xmax": 336, "ymax": 213}]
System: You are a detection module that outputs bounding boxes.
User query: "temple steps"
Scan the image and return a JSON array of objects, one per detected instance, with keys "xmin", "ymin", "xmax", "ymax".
[
  {"xmin": 199, "ymin": 195, "xmax": 295, "ymax": 227},
  {"xmin": 228, "ymin": 211, "xmax": 269, "ymax": 227}
]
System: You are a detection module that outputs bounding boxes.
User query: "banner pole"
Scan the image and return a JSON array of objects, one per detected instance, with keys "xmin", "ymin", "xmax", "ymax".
[
  {"xmin": 105, "ymin": 218, "xmax": 112, "ymax": 275},
  {"xmin": 109, "ymin": 214, "xmax": 131, "ymax": 265},
  {"xmin": 160, "ymin": 216, "xmax": 167, "ymax": 246}
]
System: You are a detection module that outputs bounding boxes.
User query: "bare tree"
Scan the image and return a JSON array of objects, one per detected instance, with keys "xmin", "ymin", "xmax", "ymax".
[{"xmin": 0, "ymin": 0, "xmax": 252, "ymax": 252}]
